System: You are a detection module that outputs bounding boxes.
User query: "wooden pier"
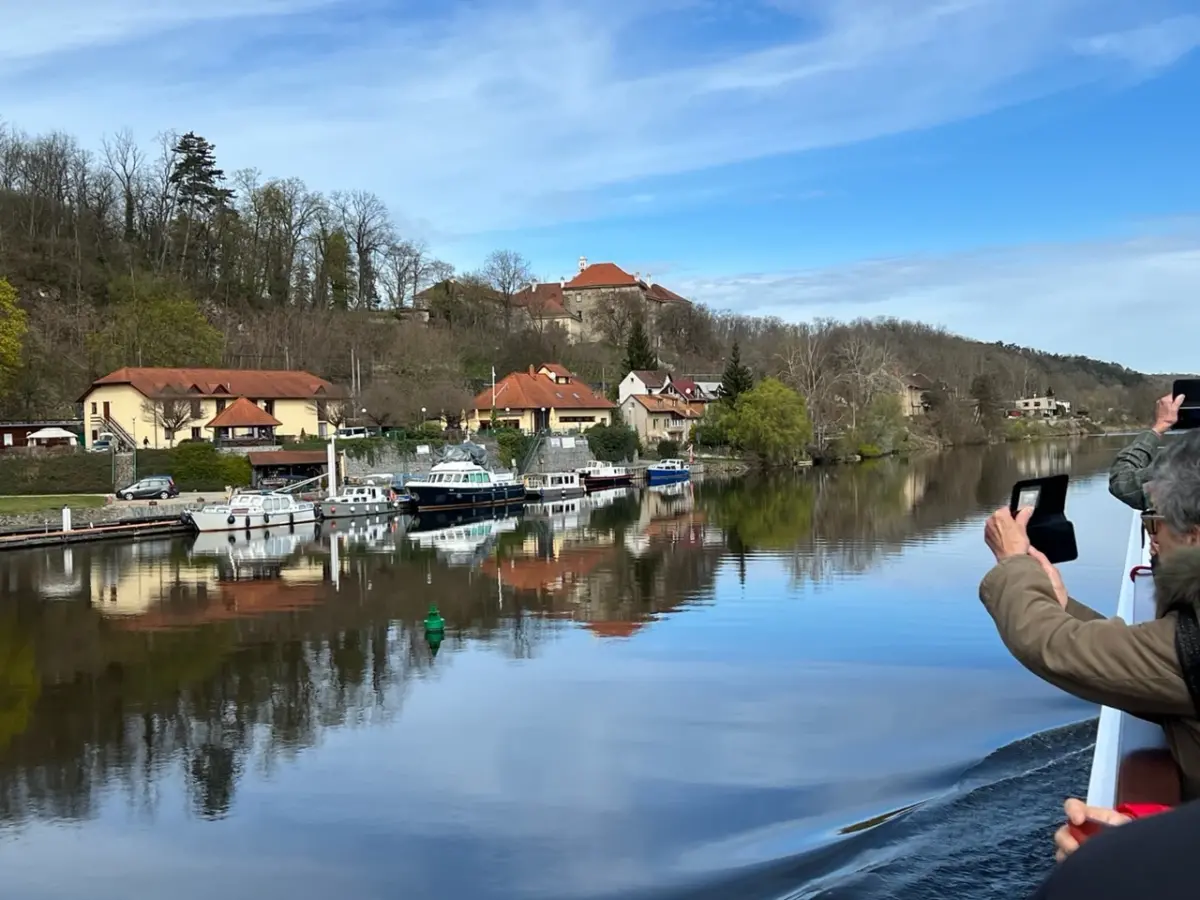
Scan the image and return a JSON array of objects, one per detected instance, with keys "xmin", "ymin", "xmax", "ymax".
[{"xmin": 0, "ymin": 515, "xmax": 191, "ymax": 551}]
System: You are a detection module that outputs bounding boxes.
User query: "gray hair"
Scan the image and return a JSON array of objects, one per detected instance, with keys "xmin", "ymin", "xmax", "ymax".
[{"xmin": 1149, "ymin": 430, "xmax": 1200, "ymax": 535}]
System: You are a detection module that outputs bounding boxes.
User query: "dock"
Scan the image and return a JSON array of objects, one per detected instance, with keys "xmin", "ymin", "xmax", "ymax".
[{"xmin": 0, "ymin": 514, "xmax": 192, "ymax": 551}]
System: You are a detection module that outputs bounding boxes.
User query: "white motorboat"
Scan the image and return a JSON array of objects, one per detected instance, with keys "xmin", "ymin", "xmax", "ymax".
[
  {"xmin": 576, "ymin": 460, "xmax": 631, "ymax": 491},
  {"xmin": 318, "ymin": 483, "xmax": 398, "ymax": 519},
  {"xmin": 406, "ymin": 461, "xmax": 525, "ymax": 511},
  {"xmin": 1085, "ymin": 510, "xmax": 1162, "ymax": 809},
  {"xmin": 186, "ymin": 490, "xmax": 318, "ymax": 532},
  {"xmin": 523, "ymin": 471, "xmax": 583, "ymax": 501}
]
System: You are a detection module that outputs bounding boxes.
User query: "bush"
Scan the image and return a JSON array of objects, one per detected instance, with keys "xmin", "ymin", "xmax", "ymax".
[
  {"xmin": 493, "ymin": 427, "xmax": 535, "ymax": 470},
  {"xmin": 137, "ymin": 444, "xmax": 250, "ymax": 491},
  {"xmin": 656, "ymin": 439, "xmax": 680, "ymax": 459},
  {"xmin": 0, "ymin": 452, "xmax": 112, "ymax": 495},
  {"xmin": 587, "ymin": 423, "xmax": 639, "ymax": 463}
]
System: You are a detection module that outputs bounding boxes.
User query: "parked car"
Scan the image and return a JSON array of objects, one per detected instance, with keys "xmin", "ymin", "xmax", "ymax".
[
  {"xmin": 117, "ymin": 476, "xmax": 179, "ymax": 501},
  {"xmin": 335, "ymin": 426, "xmax": 372, "ymax": 440},
  {"xmin": 90, "ymin": 439, "xmax": 114, "ymax": 453}
]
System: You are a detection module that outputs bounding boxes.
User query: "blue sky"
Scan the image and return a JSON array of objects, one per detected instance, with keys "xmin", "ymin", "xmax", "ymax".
[{"xmin": 3, "ymin": 0, "xmax": 1200, "ymax": 372}]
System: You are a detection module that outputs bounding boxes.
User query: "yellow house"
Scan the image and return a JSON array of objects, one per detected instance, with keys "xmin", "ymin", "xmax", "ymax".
[
  {"xmin": 466, "ymin": 364, "xmax": 615, "ymax": 434},
  {"xmin": 619, "ymin": 394, "xmax": 704, "ymax": 446},
  {"xmin": 79, "ymin": 367, "xmax": 339, "ymax": 449}
]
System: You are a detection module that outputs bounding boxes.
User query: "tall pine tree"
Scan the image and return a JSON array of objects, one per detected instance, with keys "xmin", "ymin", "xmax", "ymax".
[
  {"xmin": 719, "ymin": 341, "xmax": 754, "ymax": 403},
  {"xmin": 624, "ymin": 318, "xmax": 657, "ymax": 373}
]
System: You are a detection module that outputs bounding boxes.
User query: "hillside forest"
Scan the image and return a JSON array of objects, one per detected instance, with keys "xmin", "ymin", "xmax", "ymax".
[{"xmin": 0, "ymin": 122, "xmax": 1169, "ymax": 451}]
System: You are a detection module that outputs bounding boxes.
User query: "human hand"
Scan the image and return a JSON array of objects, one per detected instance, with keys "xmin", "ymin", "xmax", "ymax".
[
  {"xmin": 1029, "ymin": 546, "xmax": 1068, "ymax": 609},
  {"xmin": 1153, "ymin": 393, "xmax": 1185, "ymax": 435},
  {"xmin": 1054, "ymin": 798, "xmax": 1131, "ymax": 862},
  {"xmin": 985, "ymin": 506, "xmax": 1034, "ymax": 563}
]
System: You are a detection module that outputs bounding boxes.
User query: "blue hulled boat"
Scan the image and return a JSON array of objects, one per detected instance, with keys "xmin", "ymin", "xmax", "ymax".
[{"xmin": 646, "ymin": 458, "xmax": 691, "ymax": 485}]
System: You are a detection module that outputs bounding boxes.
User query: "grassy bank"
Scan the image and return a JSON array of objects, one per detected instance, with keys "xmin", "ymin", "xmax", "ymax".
[{"xmin": 0, "ymin": 495, "xmax": 108, "ymax": 514}]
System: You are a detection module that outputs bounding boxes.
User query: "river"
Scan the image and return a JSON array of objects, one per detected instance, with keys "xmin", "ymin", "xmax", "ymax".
[{"xmin": 0, "ymin": 438, "xmax": 1137, "ymax": 899}]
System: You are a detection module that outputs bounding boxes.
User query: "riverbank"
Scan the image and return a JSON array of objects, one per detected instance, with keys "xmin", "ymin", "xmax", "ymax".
[{"xmin": 0, "ymin": 493, "xmax": 211, "ymax": 533}]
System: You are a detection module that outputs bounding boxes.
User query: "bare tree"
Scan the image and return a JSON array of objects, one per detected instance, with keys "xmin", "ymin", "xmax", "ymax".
[
  {"xmin": 589, "ymin": 289, "xmax": 641, "ymax": 346},
  {"xmin": 361, "ymin": 378, "xmax": 403, "ymax": 428},
  {"xmin": 481, "ymin": 249, "xmax": 532, "ymax": 332},
  {"xmin": 776, "ymin": 320, "xmax": 842, "ymax": 449},
  {"xmin": 334, "ymin": 189, "xmax": 391, "ymax": 309},
  {"xmin": 142, "ymin": 390, "xmax": 195, "ymax": 447}
]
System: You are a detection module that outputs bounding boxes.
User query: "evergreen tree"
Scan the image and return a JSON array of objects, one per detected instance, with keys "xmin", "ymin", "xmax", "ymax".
[
  {"xmin": 169, "ymin": 132, "xmax": 231, "ymax": 214},
  {"xmin": 624, "ymin": 318, "xmax": 656, "ymax": 372},
  {"xmin": 719, "ymin": 341, "xmax": 754, "ymax": 403}
]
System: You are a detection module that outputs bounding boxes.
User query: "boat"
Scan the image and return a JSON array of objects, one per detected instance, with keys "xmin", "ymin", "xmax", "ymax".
[
  {"xmin": 1085, "ymin": 511, "xmax": 1164, "ymax": 810},
  {"xmin": 185, "ymin": 490, "xmax": 318, "ymax": 532},
  {"xmin": 405, "ymin": 461, "xmax": 525, "ymax": 511},
  {"xmin": 646, "ymin": 458, "xmax": 691, "ymax": 485},
  {"xmin": 523, "ymin": 471, "xmax": 583, "ymax": 501},
  {"xmin": 408, "ymin": 509, "xmax": 521, "ymax": 566},
  {"xmin": 318, "ymin": 483, "xmax": 398, "ymax": 520},
  {"xmin": 577, "ymin": 460, "xmax": 632, "ymax": 491}
]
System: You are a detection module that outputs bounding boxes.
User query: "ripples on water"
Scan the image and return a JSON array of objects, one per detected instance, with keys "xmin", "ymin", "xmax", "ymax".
[{"xmin": 0, "ymin": 439, "xmax": 1136, "ymax": 899}]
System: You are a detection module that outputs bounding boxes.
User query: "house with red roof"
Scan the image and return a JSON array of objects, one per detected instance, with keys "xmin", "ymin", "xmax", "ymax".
[
  {"xmin": 561, "ymin": 257, "xmax": 691, "ymax": 342},
  {"xmin": 465, "ymin": 363, "xmax": 615, "ymax": 435},
  {"xmin": 79, "ymin": 367, "xmax": 339, "ymax": 449}
]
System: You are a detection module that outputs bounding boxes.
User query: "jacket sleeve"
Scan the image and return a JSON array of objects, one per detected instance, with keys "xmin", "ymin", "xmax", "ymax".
[
  {"xmin": 1107, "ymin": 430, "xmax": 1162, "ymax": 511},
  {"xmin": 979, "ymin": 556, "xmax": 1193, "ymax": 716},
  {"xmin": 1065, "ymin": 597, "xmax": 1105, "ymax": 622}
]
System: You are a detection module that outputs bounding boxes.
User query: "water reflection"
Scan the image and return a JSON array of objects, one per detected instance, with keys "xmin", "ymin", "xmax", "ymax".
[{"xmin": 0, "ymin": 438, "xmax": 1133, "ymax": 899}]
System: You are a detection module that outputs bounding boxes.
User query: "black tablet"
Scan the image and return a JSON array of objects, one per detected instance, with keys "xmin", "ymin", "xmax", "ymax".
[
  {"xmin": 1172, "ymin": 379, "xmax": 1200, "ymax": 431},
  {"xmin": 1009, "ymin": 474, "xmax": 1078, "ymax": 564}
]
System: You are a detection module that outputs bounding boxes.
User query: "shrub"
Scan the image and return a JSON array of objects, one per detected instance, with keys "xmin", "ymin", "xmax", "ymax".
[
  {"xmin": 656, "ymin": 439, "xmax": 680, "ymax": 459},
  {"xmin": 857, "ymin": 443, "xmax": 885, "ymax": 459},
  {"xmin": 587, "ymin": 423, "xmax": 639, "ymax": 463},
  {"xmin": 493, "ymin": 427, "xmax": 535, "ymax": 470},
  {"xmin": 138, "ymin": 444, "xmax": 250, "ymax": 491},
  {"xmin": 0, "ymin": 452, "xmax": 112, "ymax": 495}
]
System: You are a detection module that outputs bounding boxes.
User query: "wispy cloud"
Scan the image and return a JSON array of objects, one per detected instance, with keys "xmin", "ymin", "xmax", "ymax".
[
  {"xmin": 1, "ymin": 0, "xmax": 1195, "ymax": 236},
  {"xmin": 1073, "ymin": 14, "xmax": 1200, "ymax": 71},
  {"xmin": 673, "ymin": 227, "xmax": 1200, "ymax": 374}
]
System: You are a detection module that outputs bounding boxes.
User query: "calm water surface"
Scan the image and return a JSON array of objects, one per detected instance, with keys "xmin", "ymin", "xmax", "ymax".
[{"xmin": 0, "ymin": 439, "xmax": 1138, "ymax": 899}]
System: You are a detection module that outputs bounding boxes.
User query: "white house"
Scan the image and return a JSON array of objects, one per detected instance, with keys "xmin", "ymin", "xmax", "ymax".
[{"xmin": 617, "ymin": 370, "xmax": 668, "ymax": 404}]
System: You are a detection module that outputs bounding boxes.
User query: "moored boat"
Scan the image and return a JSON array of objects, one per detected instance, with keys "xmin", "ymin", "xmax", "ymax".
[
  {"xmin": 406, "ymin": 461, "xmax": 525, "ymax": 511},
  {"xmin": 523, "ymin": 471, "xmax": 583, "ymax": 501},
  {"xmin": 646, "ymin": 458, "xmax": 691, "ymax": 485},
  {"xmin": 186, "ymin": 490, "xmax": 318, "ymax": 533},
  {"xmin": 1085, "ymin": 510, "xmax": 1162, "ymax": 809},
  {"xmin": 318, "ymin": 483, "xmax": 398, "ymax": 519},
  {"xmin": 577, "ymin": 460, "xmax": 631, "ymax": 491}
]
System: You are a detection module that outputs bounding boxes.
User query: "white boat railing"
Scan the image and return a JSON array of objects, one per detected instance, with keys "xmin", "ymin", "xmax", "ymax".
[{"xmin": 1085, "ymin": 510, "xmax": 1160, "ymax": 807}]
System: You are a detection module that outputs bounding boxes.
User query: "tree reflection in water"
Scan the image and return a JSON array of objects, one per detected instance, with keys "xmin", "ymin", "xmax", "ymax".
[{"xmin": 0, "ymin": 437, "xmax": 1124, "ymax": 826}]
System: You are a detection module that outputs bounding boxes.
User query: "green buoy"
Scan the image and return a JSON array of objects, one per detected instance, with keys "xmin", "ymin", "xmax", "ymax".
[{"xmin": 423, "ymin": 604, "xmax": 445, "ymax": 634}]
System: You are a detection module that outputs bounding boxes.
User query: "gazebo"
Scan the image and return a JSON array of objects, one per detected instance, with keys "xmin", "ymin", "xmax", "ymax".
[
  {"xmin": 206, "ymin": 397, "xmax": 282, "ymax": 445},
  {"xmin": 25, "ymin": 426, "xmax": 78, "ymax": 448}
]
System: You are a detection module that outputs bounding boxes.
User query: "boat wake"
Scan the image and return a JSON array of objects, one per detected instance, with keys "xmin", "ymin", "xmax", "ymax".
[{"xmin": 631, "ymin": 719, "xmax": 1096, "ymax": 900}]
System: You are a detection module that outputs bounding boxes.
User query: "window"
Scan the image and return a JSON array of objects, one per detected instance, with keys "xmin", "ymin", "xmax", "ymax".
[
  {"xmin": 316, "ymin": 400, "xmax": 328, "ymax": 420},
  {"xmin": 91, "ymin": 402, "xmax": 97, "ymax": 414},
  {"xmin": 264, "ymin": 400, "xmax": 275, "ymax": 415},
  {"xmin": 2, "ymin": 433, "xmax": 12, "ymax": 447},
  {"xmin": 190, "ymin": 399, "xmax": 202, "ymax": 418},
  {"xmin": 216, "ymin": 399, "xmax": 227, "ymax": 413},
  {"xmin": 91, "ymin": 430, "xmax": 98, "ymax": 442},
  {"xmin": 191, "ymin": 427, "xmax": 202, "ymax": 440}
]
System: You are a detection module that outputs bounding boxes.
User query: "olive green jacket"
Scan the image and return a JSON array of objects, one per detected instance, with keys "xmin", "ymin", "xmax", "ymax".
[
  {"xmin": 1108, "ymin": 430, "xmax": 1164, "ymax": 511},
  {"xmin": 979, "ymin": 549, "xmax": 1200, "ymax": 799}
]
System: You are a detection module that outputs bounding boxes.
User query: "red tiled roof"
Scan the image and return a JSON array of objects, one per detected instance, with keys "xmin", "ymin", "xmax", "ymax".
[
  {"xmin": 514, "ymin": 283, "xmax": 574, "ymax": 319},
  {"xmin": 539, "ymin": 363, "xmax": 572, "ymax": 377},
  {"xmin": 624, "ymin": 394, "xmax": 704, "ymax": 417},
  {"xmin": 475, "ymin": 365, "xmax": 614, "ymax": 412},
  {"xmin": 88, "ymin": 367, "xmax": 333, "ymax": 400},
  {"xmin": 207, "ymin": 397, "xmax": 282, "ymax": 428},
  {"xmin": 646, "ymin": 283, "xmax": 689, "ymax": 304},
  {"xmin": 564, "ymin": 262, "xmax": 640, "ymax": 289},
  {"xmin": 631, "ymin": 370, "xmax": 668, "ymax": 389},
  {"xmin": 247, "ymin": 450, "xmax": 328, "ymax": 466},
  {"xmin": 666, "ymin": 376, "xmax": 702, "ymax": 398}
]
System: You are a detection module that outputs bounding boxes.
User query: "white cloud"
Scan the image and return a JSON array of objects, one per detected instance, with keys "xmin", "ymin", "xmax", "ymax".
[
  {"xmin": 0, "ymin": 0, "xmax": 1194, "ymax": 237},
  {"xmin": 1074, "ymin": 14, "xmax": 1200, "ymax": 70},
  {"xmin": 672, "ymin": 229, "xmax": 1200, "ymax": 373}
]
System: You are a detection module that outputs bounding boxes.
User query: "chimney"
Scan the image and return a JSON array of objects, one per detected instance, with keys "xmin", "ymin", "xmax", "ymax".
[
  {"xmin": 529, "ymin": 365, "xmax": 536, "ymax": 376},
  {"xmin": 578, "ymin": 256, "xmax": 588, "ymax": 272},
  {"xmin": 646, "ymin": 272, "xmax": 652, "ymax": 284}
]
